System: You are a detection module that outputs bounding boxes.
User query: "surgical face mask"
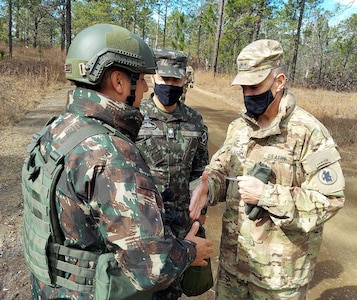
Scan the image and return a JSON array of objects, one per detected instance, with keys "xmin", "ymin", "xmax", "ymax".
[
  {"xmin": 154, "ymin": 83, "xmax": 183, "ymax": 106},
  {"xmin": 243, "ymin": 79, "xmax": 276, "ymax": 119}
]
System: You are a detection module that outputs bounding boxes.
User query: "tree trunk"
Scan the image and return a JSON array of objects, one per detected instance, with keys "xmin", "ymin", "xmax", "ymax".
[
  {"xmin": 196, "ymin": 20, "xmax": 202, "ymax": 66},
  {"xmin": 163, "ymin": 0, "xmax": 168, "ymax": 48},
  {"xmin": 8, "ymin": 0, "xmax": 12, "ymax": 58},
  {"xmin": 61, "ymin": 12, "xmax": 65, "ymax": 52},
  {"xmin": 291, "ymin": 0, "xmax": 305, "ymax": 82},
  {"xmin": 66, "ymin": 0, "xmax": 71, "ymax": 53},
  {"xmin": 212, "ymin": 0, "xmax": 225, "ymax": 76},
  {"xmin": 252, "ymin": 0, "xmax": 265, "ymax": 41}
]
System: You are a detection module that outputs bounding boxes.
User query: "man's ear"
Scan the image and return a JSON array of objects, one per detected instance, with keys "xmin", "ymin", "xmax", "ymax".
[
  {"xmin": 110, "ymin": 70, "xmax": 125, "ymax": 94},
  {"xmin": 275, "ymin": 73, "xmax": 286, "ymax": 92}
]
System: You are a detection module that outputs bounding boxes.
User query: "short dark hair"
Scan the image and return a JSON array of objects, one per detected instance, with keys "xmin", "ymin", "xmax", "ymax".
[
  {"xmin": 272, "ymin": 65, "xmax": 287, "ymax": 77},
  {"xmin": 74, "ymin": 66, "xmax": 131, "ymax": 92}
]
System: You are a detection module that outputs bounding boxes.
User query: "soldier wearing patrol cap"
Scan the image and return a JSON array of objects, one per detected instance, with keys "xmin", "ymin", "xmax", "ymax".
[
  {"xmin": 136, "ymin": 49, "xmax": 210, "ymax": 299},
  {"xmin": 22, "ymin": 25, "xmax": 213, "ymax": 299},
  {"xmin": 189, "ymin": 39, "xmax": 345, "ymax": 299}
]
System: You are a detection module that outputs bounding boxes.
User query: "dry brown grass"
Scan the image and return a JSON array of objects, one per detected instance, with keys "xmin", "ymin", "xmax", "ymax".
[
  {"xmin": 0, "ymin": 43, "xmax": 67, "ymax": 128},
  {"xmin": 195, "ymin": 70, "xmax": 356, "ymax": 175}
]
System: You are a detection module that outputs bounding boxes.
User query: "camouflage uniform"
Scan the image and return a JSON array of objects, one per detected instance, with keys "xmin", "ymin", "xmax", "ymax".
[
  {"xmin": 205, "ymin": 89, "xmax": 345, "ymax": 299},
  {"xmin": 137, "ymin": 95, "xmax": 208, "ymax": 238},
  {"xmin": 202, "ymin": 39, "xmax": 345, "ymax": 299},
  {"xmin": 180, "ymin": 66, "xmax": 195, "ymax": 104},
  {"xmin": 136, "ymin": 50, "xmax": 209, "ymax": 299},
  {"xmin": 30, "ymin": 88, "xmax": 197, "ymax": 299}
]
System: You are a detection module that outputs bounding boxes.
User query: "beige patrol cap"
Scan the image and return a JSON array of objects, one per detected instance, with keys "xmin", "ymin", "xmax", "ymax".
[{"xmin": 232, "ymin": 39, "xmax": 284, "ymax": 86}]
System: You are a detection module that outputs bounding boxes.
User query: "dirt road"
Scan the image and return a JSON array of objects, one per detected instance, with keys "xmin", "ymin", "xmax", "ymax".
[{"xmin": 0, "ymin": 85, "xmax": 356, "ymax": 299}]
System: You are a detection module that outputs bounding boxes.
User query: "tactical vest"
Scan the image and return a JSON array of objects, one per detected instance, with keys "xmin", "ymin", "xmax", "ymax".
[{"xmin": 22, "ymin": 118, "xmax": 153, "ymax": 299}]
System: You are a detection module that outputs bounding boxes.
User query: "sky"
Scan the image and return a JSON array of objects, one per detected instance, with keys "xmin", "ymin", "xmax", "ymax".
[{"xmin": 322, "ymin": 0, "xmax": 357, "ymax": 23}]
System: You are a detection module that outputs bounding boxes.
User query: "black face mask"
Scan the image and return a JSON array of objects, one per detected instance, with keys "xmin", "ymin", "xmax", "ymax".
[
  {"xmin": 243, "ymin": 80, "xmax": 276, "ymax": 119},
  {"xmin": 154, "ymin": 83, "xmax": 183, "ymax": 106}
]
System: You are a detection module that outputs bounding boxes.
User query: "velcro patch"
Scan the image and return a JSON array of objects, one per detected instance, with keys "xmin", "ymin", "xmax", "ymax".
[{"xmin": 302, "ymin": 148, "xmax": 341, "ymax": 174}]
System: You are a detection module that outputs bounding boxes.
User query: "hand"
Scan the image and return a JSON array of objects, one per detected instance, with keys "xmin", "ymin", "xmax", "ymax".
[
  {"xmin": 189, "ymin": 171, "xmax": 209, "ymax": 221},
  {"xmin": 236, "ymin": 175, "xmax": 265, "ymax": 205},
  {"xmin": 184, "ymin": 221, "xmax": 213, "ymax": 267}
]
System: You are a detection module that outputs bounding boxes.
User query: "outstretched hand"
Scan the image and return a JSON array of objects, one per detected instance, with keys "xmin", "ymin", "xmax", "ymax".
[
  {"xmin": 189, "ymin": 171, "xmax": 209, "ymax": 221},
  {"xmin": 184, "ymin": 221, "xmax": 213, "ymax": 267}
]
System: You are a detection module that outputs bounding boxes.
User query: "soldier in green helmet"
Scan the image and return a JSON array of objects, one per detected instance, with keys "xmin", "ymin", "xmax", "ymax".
[
  {"xmin": 22, "ymin": 24, "xmax": 213, "ymax": 300},
  {"xmin": 190, "ymin": 39, "xmax": 345, "ymax": 299}
]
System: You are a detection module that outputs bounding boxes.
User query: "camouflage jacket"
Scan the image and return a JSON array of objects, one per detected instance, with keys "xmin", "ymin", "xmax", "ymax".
[
  {"xmin": 184, "ymin": 73, "xmax": 194, "ymax": 87},
  {"xmin": 136, "ymin": 94, "xmax": 209, "ymax": 239},
  {"xmin": 205, "ymin": 89, "xmax": 345, "ymax": 289},
  {"xmin": 31, "ymin": 88, "xmax": 196, "ymax": 299}
]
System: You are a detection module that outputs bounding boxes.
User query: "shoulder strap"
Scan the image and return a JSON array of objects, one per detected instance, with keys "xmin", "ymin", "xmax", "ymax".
[
  {"xmin": 47, "ymin": 123, "xmax": 112, "ymax": 244},
  {"xmin": 46, "ymin": 123, "xmax": 112, "ymax": 175},
  {"xmin": 46, "ymin": 123, "xmax": 111, "ymax": 291}
]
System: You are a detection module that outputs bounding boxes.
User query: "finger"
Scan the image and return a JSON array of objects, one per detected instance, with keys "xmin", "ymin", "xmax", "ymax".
[
  {"xmin": 198, "ymin": 260, "xmax": 208, "ymax": 267},
  {"xmin": 201, "ymin": 170, "xmax": 209, "ymax": 183},
  {"xmin": 189, "ymin": 171, "xmax": 209, "ymax": 219},
  {"xmin": 189, "ymin": 202, "xmax": 202, "ymax": 220},
  {"xmin": 187, "ymin": 221, "xmax": 200, "ymax": 238}
]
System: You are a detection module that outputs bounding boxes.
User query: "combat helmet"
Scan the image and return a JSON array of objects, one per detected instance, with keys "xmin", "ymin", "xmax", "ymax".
[{"xmin": 64, "ymin": 24, "xmax": 156, "ymax": 85}]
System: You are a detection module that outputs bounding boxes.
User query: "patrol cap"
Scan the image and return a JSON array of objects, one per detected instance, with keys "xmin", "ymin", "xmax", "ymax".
[
  {"xmin": 154, "ymin": 49, "xmax": 188, "ymax": 79},
  {"xmin": 232, "ymin": 39, "xmax": 284, "ymax": 86},
  {"xmin": 186, "ymin": 65, "xmax": 194, "ymax": 74}
]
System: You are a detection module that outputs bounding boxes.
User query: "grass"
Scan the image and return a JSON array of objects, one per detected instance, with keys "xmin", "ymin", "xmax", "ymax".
[
  {"xmin": 0, "ymin": 45, "xmax": 355, "ymax": 175},
  {"xmin": 0, "ymin": 43, "xmax": 67, "ymax": 127}
]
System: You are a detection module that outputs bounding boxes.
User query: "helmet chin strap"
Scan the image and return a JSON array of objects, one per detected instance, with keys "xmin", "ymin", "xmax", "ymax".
[{"xmin": 126, "ymin": 73, "xmax": 140, "ymax": 106}]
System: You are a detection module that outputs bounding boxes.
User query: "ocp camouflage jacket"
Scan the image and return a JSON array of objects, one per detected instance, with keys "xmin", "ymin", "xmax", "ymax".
[{"xmin": 205, "ymin": 88, "xmax": 345, "ymax": 290}]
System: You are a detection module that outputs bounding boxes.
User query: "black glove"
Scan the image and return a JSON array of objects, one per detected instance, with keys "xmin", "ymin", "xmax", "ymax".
[{"xmin": 244, "ymin": 162, "xmax": 272, "ymax": 221}]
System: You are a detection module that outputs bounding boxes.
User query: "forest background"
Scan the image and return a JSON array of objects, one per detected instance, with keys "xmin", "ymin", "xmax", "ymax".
[
  {"xmin": 0, "ymin": 0, "xmax": 356, "ymax": 92},
  {"xmin": 0, "ymin": 0, "xmax": 356, "ymax": 170},
  {"xmin": 0, "ymin": 2, "xmax": 356, "ymax": 298}
]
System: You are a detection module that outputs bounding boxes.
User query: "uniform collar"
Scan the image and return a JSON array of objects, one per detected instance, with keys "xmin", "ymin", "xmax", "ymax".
[{"xmin": 65, "ymin": 88, "xmax": 144, "ymax": 141}]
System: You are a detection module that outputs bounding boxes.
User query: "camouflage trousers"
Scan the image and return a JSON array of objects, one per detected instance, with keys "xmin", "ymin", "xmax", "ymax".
[{"xmin": 215, "ymin": 266, "xmax": 309, "ymax": 300}]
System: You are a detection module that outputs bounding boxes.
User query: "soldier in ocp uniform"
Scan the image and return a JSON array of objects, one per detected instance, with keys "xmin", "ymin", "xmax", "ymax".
[
  {"xmin": 136, "ymin": 50, "xmax": 210, "ymax": 299},
  {"xmin": 190, "ymin": 39, "xmax": 345, "ymax": 299},
  {"xmin": 180, "ymin": 65, "xmax": 195, "ymax": 104},
  {"xmin": 22, "ymin": 24, "xmax": 213, "ymax": 300}
]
